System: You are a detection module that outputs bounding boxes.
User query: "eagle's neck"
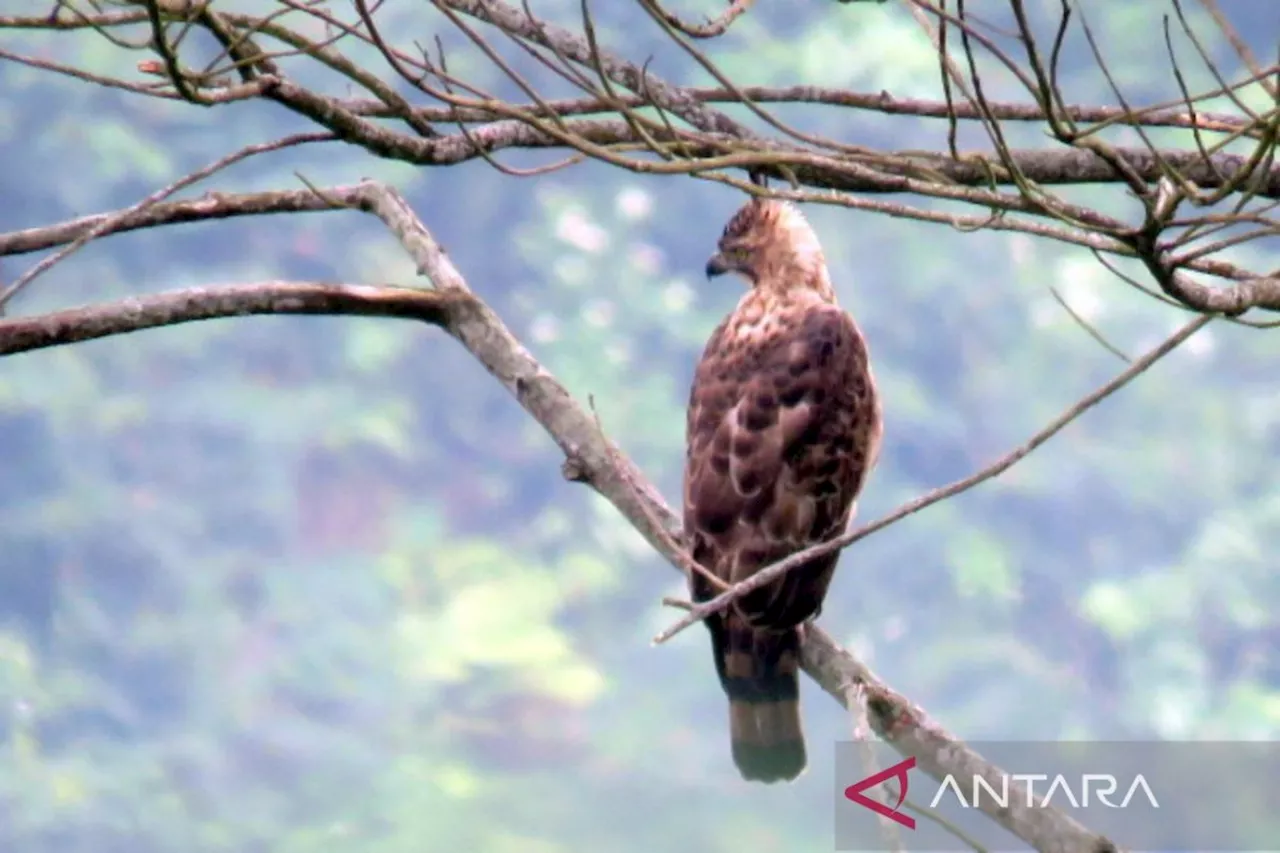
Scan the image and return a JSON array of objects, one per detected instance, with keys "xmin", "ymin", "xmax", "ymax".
[
  {"xmin": 727, "ymin": 275, "xmax": 836, "ymax": 344},
  {"xmin": 748, "ymin": 226, "xmax": 836, "ymax": 304},
  {"xmin": 750, "ymin": 259, "xmax": 837, "ymax": 303},
  {"xmin": 756, "ymin": 206, "xmax": 835, "ymax": 300}
]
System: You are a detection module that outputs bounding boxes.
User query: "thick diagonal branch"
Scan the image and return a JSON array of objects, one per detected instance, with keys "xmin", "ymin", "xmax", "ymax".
[{"xmin": 0, "ymin": 180, "xmax": 1117, "ymax": 853}]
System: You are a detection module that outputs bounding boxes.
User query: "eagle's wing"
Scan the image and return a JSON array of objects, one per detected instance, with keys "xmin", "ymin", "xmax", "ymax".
[
  {"xmin": 684, "ymin": 301, "xmax": 879, "ymax": 621},
  {"xmin": 682, "ymin": 301, "xmax": 880, "ymax": 782}
]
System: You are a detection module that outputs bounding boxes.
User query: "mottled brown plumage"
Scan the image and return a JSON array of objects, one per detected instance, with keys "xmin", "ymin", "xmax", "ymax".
[{"xmin": 683, "ymin": 197, "xmax": 882, "ymax": 783}]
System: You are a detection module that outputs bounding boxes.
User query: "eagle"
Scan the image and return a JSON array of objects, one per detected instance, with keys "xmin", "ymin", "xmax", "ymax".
[{"xmin": 682, "ymin": 196, "xmax": 882, "ymax": 783}]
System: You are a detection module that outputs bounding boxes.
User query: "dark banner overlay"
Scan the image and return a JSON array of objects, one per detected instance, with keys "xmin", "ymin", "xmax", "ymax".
[{"xmin": 834, "ymin": 741, "xmax": 1280, "ymax": 852}]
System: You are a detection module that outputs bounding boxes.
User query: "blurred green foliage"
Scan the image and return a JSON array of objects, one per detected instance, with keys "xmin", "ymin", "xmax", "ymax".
[{"xmin": 0, "ymin": 1, "xmax": 1277, "ymax": 851}]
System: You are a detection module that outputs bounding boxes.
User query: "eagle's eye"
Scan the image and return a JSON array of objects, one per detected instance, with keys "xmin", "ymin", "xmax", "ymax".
[{"xmin": 718, "ymin": 242, "xmax": 752, "ymax": 265}]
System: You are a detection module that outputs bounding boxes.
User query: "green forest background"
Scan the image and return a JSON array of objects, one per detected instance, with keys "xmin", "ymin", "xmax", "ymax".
[{"xmin": 0, "ymin": 1, "xmax": 1277, "ymax": 851}]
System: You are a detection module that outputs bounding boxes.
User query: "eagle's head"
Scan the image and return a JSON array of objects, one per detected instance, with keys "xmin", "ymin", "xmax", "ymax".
[{"xmin": 704, "ymin": 197, "xmax": 827, "ymax": 290}]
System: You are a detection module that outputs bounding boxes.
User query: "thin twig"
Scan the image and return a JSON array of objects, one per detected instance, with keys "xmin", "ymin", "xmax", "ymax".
[
  {"xmin": 847, "ymin": 682, "xmax": 908, "ymax": 853},
  {"xmin": 844, "ymin": 683, "xmax": 989, "ymax": 853},
  {"xmin": 650, "ymin": 0, "xmax": 754, "ymax": 38},
  {"xmin": 652, "ymin": 312, "xmax": 1214, "ymax": 644},
  {"xmin": 1048, "ymin": 285, "xmax": 1132, "ymax": 362},
  {"xmin": 1193, "ymin": 0, "xmax": 1277, "ymax": 100},
  {"xmin": 0, "ymin": 131, "xmax": 334, "ymax": 309}
]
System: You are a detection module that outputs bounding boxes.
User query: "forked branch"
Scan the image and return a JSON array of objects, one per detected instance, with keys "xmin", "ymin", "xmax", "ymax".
[{"xmin": 0, "ymin": 180, "xmax": 1116, "ymax": 853}]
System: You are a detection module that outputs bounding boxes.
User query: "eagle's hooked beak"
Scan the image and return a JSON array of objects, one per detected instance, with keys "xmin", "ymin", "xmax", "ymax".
[{"xmin": 705, "ymin": 252, "xmax": 732, "ymax": 278}]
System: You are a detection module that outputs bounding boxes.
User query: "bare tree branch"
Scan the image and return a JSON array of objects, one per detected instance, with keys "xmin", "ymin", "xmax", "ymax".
[
  {"xmin": 0, "ymin": 132, "xmax": 334, "ymax": 309},
  {"xmin": 4, "ymin": 0, "xmax": 1275, "ymax": 321},
  {"xmin": 644, "ymin": 0, "xmax": 755, "ymax": 39},
  {"xmin": 3, "ymin": 2, "xmax": 1275, "ymax": 848},
  {"xmin": 2, "ymin": 183, "xmax": 1268, "ymax": 315},
  {"xmin": 0, "ymin": 281, "xmax": 460, "ymax": 355},
  {"xmin": 0, "ymin": 179, "xmax": 1118, "ymax": 853}
]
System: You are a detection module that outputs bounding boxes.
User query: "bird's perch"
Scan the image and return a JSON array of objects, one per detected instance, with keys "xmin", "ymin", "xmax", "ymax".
[{"xmin": 0, "ymin": 179, "xmax": 1122, "ymax": 853}]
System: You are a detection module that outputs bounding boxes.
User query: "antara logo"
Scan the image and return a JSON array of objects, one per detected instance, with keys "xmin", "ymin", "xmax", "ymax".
[
  {"xmin": 843, "ymin": 756, "xmax": 916, "ymax": 829},
  {"xmin": 843, "ymin": 756, "xmax": 1161, "ymax": 830},
  {"xmin": 931, "ymin": 772, "xmax": 1160, "ymax": 809}
]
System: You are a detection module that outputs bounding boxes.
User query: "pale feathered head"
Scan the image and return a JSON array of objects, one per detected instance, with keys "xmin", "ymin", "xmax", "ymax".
[{"xmin": 704, "ymin": 198, "xmax": 827, "ymax": 288}]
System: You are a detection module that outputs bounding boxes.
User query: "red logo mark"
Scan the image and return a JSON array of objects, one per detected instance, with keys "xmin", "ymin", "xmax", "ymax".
[{"xmin": 843, "ymin": 756, "xmax": 916, "ymax": 830}]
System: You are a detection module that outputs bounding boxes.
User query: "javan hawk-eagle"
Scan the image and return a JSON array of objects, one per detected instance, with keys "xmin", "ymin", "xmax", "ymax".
[{"xmin": 682, "ymin": 196, "xmax": 882, "ymax": 783}]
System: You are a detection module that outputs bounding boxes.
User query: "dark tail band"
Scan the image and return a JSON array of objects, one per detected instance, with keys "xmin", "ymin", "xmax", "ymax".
[{"xmin": 711, "ymin": 614, "xmax": 806, "ymax": 783}]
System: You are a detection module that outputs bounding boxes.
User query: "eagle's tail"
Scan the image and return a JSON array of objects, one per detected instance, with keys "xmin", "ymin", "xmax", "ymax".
[{"xmin": 715, "ymin": 614, "xmax": 806, "ymax": 783}]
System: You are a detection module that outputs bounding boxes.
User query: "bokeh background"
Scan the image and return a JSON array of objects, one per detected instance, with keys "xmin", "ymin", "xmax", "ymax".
[{"xmin": 0, "ymin": 1, "xmax": 1277, "ymax": 851}]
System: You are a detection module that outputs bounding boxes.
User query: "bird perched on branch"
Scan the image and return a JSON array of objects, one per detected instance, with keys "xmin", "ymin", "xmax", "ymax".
[{"xmin": 683, "ymin": 195, "xmax": 882, "ymax": 783}]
